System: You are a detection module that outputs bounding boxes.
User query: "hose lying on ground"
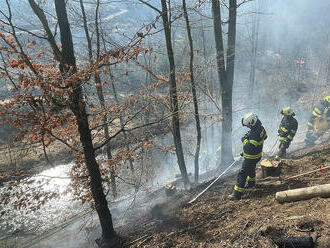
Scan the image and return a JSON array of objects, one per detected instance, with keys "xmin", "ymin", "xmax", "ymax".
[
  {"xmin": 188, "ymin": 156, "xmax": 242, "ymax": 204},
  {"xmin": 286, "ymin": 166, "xmax": 330, "ymax": 180}
]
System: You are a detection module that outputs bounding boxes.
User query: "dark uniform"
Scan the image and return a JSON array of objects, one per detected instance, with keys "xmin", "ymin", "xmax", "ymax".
[
  {"xmin": 233, "ymin": 119, "xmax": 267, "ymax": 198},
  {"xmin": 305, "ymin": 100, "xmax": 330, "ymax": 146},
  {"xmin": 276, "ymin": 115, "xmax": 298, "ymax": 160}
]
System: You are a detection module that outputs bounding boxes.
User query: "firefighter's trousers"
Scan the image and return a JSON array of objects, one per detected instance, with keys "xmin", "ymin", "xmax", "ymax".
[
  {"xmin": 235, "ymin": 159, "xmax": 257, "ymax": 192},
  {"xmin": 305, "ymin": 126, "xmax": 322, "ymax": 146},
  {"xmin": 277, "ymin": 141, "xmax": 290, "ymax": 159},
  {"xmin": 305, "ymin": 117, "xmax": 329, "ymax": 146}
]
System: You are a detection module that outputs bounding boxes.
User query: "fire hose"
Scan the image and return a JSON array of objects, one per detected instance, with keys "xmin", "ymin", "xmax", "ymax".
[
  {"xmin": 188, "ymin": 156, "xmax": 242, "ymax": 204},
  {"xmin": 286, "ymin": 165, "xmax": 330, "ymax": 180}
]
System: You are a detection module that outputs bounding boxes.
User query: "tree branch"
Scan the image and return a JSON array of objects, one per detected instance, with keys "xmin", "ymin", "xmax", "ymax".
[
  {"xmin": 28, "ymin": 0, "xmax": 62, "ymax": 62},
  {"xmin": 138, "ymin": 0, "xmax": 162, "ymax": 14},
  {"xmin": 0, "ymin": 19, "xmax": 47, "ymax": 39}
]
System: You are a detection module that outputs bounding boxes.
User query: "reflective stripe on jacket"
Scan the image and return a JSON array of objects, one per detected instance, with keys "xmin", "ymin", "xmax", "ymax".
[
  {"xmin": 278, "ymin": 116, "xmax": 298, "ymax": 143},
  {"xmin": 242, "ymin": 119, "xmax": 267, "ymax": 161},
  {"xmin": 310, "ymin": 101, "xmax": 329, "ymax": 122}
]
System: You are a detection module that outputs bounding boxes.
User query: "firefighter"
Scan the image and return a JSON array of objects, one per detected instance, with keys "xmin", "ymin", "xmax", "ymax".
[
  {"xmin": 228, "ymin": 113, "xmax": 267, "ymax": 200},
  {"xmin": 305, "ymin": 96, "xmax": 330, "ymax": 147},
  {"xmin": 275, "ymin": 107, "xmax": 298, "ymax": 160}
]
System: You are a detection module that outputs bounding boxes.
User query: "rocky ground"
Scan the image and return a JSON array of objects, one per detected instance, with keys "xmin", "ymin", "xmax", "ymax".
[{"xmin": 122, "ymin": 143, "xmax": 330, "ymax": 248}]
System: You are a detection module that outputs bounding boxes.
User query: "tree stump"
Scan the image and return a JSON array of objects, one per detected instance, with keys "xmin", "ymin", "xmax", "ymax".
[{"xmin": 260, "ymin": 159, "xmax": 281, "ymax": 178}]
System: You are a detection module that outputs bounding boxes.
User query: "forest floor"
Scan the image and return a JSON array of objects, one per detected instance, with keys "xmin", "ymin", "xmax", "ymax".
[{"xmin": 122, "ymin": 143, "xmax": 330, "ymax": 248}]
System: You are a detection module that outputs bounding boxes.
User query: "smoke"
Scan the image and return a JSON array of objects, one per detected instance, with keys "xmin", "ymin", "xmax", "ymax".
[{"xmin": 1, "ymin": 0, "xmax": 330, "ymax": 247}]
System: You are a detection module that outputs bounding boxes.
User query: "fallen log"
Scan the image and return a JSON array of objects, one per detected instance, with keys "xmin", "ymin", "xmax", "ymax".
[
  {"xmin": 275, "ymin": 183, "xmax": 330, "ymax": 203},
  {"xmin": 272, "ymin": 236, "xmax": 314, "ymax": 248}
]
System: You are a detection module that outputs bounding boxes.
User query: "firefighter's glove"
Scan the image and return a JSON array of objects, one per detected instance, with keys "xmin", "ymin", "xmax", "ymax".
[{"xmin": 241, "ymin": 133, "xmax": 249, "ymax": 143}]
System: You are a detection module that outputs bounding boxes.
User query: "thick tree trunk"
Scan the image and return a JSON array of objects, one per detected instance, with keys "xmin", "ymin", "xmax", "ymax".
[
  {"xmin": 54, "ymin": 0, "xmax": 120, "ymax": 245},
  {"xmin": 160, "ymin": 0, "xmax": 190, "ymax": 186},
  {"xmin": 182, "ymin": 0, "xmax": 201, "ymax": 183},
  {"xmin": 211, "ymin": 0, "xmax": 234, "ymax": 166},
  {"xmin": 248, "ymin": 1, "xmax": 260, "ymax": 110},
  {"xmin": 221, "ymin": 0, "xmax": 236, "ymax": 165}
]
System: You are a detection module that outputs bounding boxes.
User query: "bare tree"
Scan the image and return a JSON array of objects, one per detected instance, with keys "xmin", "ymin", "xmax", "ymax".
[
  {"xmin": 79, "ymin": 0, "xmax": 118, "ymax": 198},
  {"xmin": 138, "ymin": 0, "xmax": 190, "ymax": 186},
  {"xmin": 211, "ymin": 0, "xmax": 237, "ymax": 166},
  {"xmin": 28, "ymin": 0, "xmax": 121, "ymax": 246},
  {"xmin": 160, "ymin": 0, "xmax": 190, "ymax": 186},
  {"xmin": 248, "ymin": 0, "xmax": 260, "ymax": 110},
  {"xmin": 182, "ymin": 0, "xmax": 201, "ymax": 183}
]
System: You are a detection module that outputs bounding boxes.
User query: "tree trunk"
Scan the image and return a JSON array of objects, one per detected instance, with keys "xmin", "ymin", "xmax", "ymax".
[
  {"xmin": 182, "ymin": 0, "xmax": 201, "ymax": 183},
  {"xmin": 221, "ymin": 0, "xmax": 236, "ymax": 165},
  {"xmin": 95, "ymin": 74, "xmax": 118, "ymax": 197},
  {"xmin": 248, "ymin": 1, "xmax": 260, "ymax": 110},
  {"xmin": 200, "ymin": 18, "xmax": 210, "ymax": 163},
  {"xmin": 160, "ymin": 0, "xmax": 190, "ymax": 186},
  {"xmin": 79, "ymin": 0, "xmax": 117, "ymax": 199},
  {"xmin": 211, "ymin": 0, "xmax": 235, "ymax": 166},
  {"xmin": 95, "ymin": 0, "xmax": 117, "ymax": 198},
  {"xmin": 54, "ymin": 0, "xmax": 120, "ymax": 245}
]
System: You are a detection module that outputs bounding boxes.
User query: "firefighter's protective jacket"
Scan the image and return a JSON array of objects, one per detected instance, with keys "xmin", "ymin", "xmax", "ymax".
[
  {"xmin": 308, "ymin": 100, "xmax": 330, "ymax": 131},
  {"xmin": 278, "ymin": 116, "xmax": 298, "ymax": 143},
  {"xmin": 242, "ymin": 119, "xmax": 267, "ymax": 162}
]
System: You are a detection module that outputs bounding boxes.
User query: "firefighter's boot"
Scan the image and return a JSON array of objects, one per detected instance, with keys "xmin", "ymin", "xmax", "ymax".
[
  {"xmin": 228, "ymin": 190, "xmax": 242, "ymax": 201},
  {"xmin": 246, "ymin": 180, "xmax": 256, "ymax": 189},
  {"xmin": 245, "ymin": 176, "xmax": 256, "ymax": 188}
]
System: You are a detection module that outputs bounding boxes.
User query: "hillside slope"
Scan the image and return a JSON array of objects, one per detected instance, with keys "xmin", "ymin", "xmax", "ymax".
[{"xmin": 123, "ymin": 144, "xmax": 330, "ymax": 248}]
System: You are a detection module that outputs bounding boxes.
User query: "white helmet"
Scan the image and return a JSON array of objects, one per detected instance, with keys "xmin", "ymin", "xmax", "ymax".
[
  {"xmin": 281, "ymin": 106, "xmax": 295, "ymax": 116},
  {"xmin": 242, "ymin": 112, "xmax": 258, "ymax": 127}
]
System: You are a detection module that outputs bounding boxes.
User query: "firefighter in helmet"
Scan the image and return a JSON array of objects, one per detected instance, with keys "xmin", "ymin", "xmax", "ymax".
[
  {"xmin": 229, "ymin": 113, "xmax": 267, "ymax": 200},
  {"xmin": 275, "ymin": 107, "xmax": 298, "ymax": 160},
  {"xmin": 305, "ymin": 96, "xmax": 330, "ymax": 147}
]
